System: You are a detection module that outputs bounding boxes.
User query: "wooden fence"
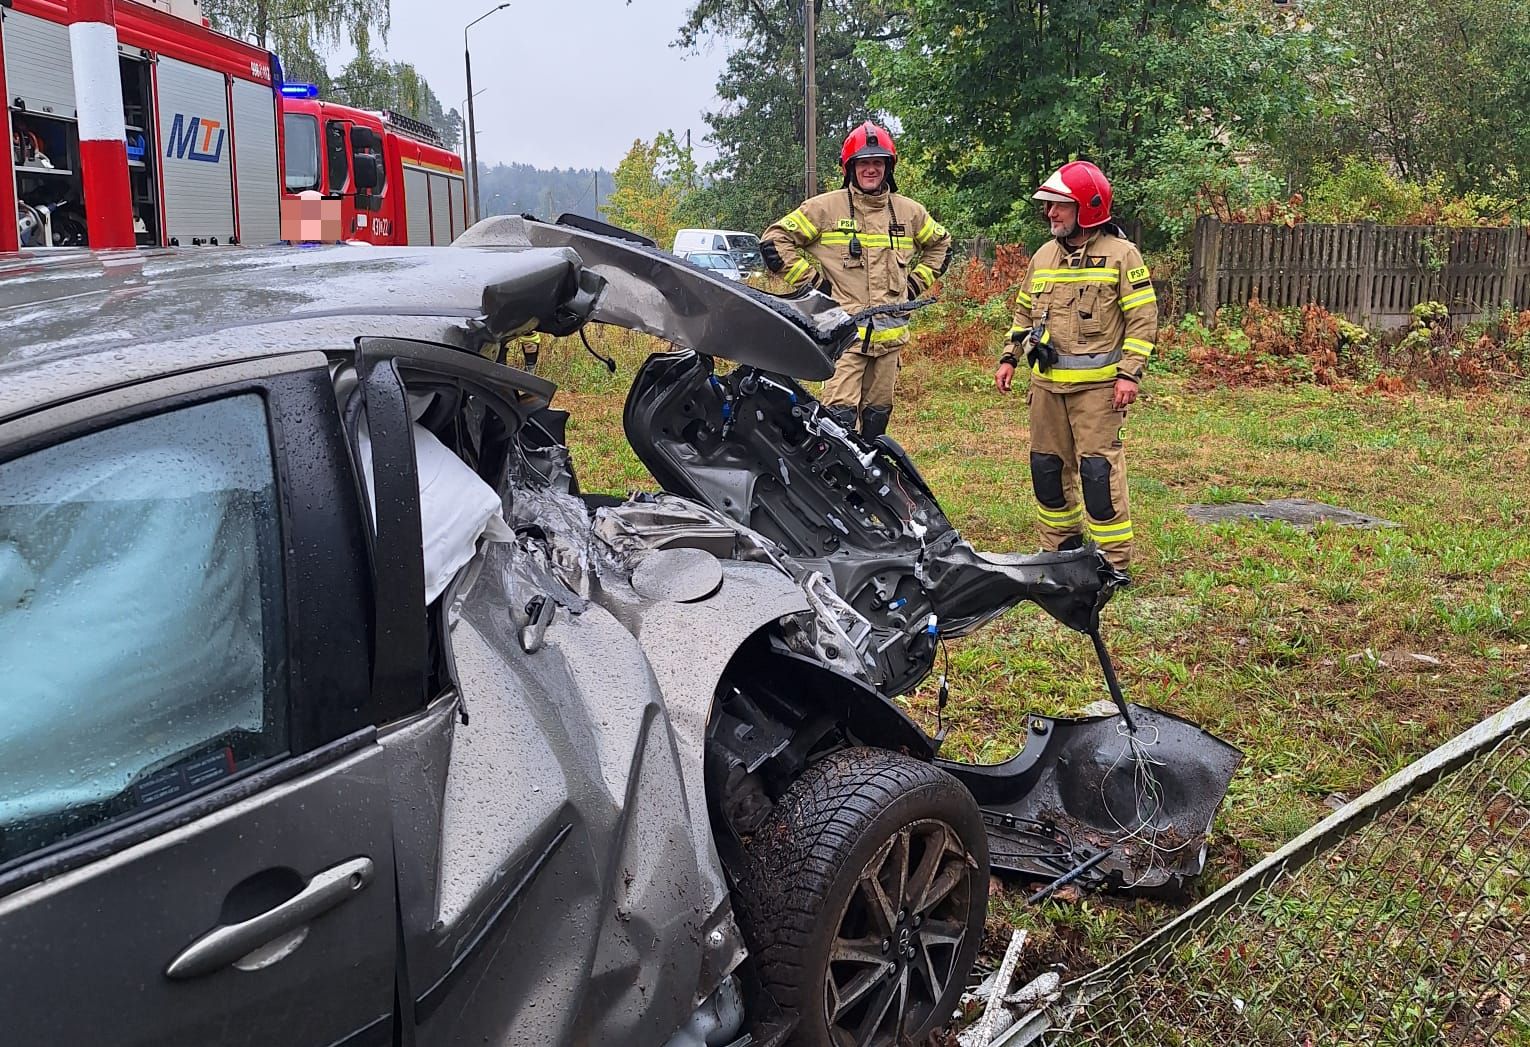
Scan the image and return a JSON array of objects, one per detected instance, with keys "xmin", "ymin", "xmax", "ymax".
[{"xmin": 1189, "ymin": 217, "xmax": 1530, "ymax": 328}]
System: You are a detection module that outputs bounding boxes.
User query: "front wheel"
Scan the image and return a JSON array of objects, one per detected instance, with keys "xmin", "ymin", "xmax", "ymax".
[{"xmin": 733, "ymin": 747, "xmax": 988, "ymax": 1046}]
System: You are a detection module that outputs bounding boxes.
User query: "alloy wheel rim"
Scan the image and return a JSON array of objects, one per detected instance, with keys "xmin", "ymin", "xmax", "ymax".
[{"xmin": 823, "ymin": 818, "xmax": 973, "ymax": 1047}]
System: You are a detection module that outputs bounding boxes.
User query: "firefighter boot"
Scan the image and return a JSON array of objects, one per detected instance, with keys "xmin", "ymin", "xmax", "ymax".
[
  {"xmin": 825, "ymin": 404, "xmax": 860, "ymax": 433},
  {"xmin": 860, "ymin": 404, "xmax": 892, "ymax": 440}
]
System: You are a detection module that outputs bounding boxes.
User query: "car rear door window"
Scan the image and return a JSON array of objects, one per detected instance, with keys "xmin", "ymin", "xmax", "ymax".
[{"xmin": 0, "ymin": 395, "xmax": 288, "ymax": 863}]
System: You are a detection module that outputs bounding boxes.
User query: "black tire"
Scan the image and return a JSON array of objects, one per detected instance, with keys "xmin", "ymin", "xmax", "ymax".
[{"xmin": 733, "ymin": 747, "xmax": 988, "ymax": 1047}]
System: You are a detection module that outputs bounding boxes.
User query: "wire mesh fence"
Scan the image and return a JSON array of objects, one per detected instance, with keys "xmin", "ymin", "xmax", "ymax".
[{"xmin": 1006, "ymin": 695, "xmax": 1530, "ymax": 1047}]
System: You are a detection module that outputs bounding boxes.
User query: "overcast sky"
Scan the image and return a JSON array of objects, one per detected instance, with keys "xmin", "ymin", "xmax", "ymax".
[{"xmin": 374, "ymin": 0, "xmax": 729, "ymax": 171}]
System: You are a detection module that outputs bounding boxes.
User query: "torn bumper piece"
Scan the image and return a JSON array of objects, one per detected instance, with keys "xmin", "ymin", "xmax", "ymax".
[{"xmin": 939, "ymin": 706, "xmax": 1243, "ymax": 893}]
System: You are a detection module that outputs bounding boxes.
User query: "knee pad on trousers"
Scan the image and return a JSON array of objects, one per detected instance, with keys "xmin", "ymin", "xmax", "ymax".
[
  {"xmin": 1058, "ymin": 534, "xmax": 1084, "ymax": 551},
  {"xmin": 1081, "ymin": 456, "xmax": 1116, "ymax": 519},
  {"xmin": 825, "ymin": 405, "xmax": 859, "ymax": 432},
  {"xmin": 1029, "ymin": 452, "xmax": 1066, "ymax": 509},
  {"xmin": 860, "ymin": 405, "xmax": 892, "ymax": 439}
]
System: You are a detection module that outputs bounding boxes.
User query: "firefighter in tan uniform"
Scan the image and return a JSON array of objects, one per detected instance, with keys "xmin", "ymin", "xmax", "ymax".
[
  {"xmin": 994, "ymin": 161, "xmax": 1157, "ymax": 577},
  {"xmin": 761, "ymin": 121, "xmax": 953, "ymax": 438}
]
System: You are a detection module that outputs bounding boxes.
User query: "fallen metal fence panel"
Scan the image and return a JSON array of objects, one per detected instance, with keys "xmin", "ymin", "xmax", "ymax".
[{"xmin": 999, "ymin": 693, "xmax": 1530, "ymax": 1047}]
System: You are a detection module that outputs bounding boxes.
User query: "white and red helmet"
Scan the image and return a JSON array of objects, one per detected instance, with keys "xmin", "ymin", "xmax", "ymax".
[{"xmin": 1033, "ymin": 161, "xmax": 1113, "ymax": 229}]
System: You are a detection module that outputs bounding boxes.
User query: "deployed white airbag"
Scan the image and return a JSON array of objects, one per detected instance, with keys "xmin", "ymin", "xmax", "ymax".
[{"xmin": 356, "ymin": 421, "xmax": 505, "ymax": 603}]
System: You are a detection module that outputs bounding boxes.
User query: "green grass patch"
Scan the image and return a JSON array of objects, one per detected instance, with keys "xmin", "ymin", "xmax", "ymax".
[{"xmin": 531, "ymin": 330, "xmax": 1530, "ymax": 974}]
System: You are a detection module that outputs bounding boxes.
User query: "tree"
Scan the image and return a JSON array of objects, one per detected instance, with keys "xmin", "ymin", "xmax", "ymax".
[
  {"xmin": 331, "ymin": 51, "xmax": 459, "ymax": 147},
  {"xmin": 676, "ymin": 0, "xmax": 911, "ymax": 233},
  {"xmin": 203, "ymin": 0, "xmax": 389, "ymax": 86},
  {"xmin": 1302, "ymin": 0, "xmax": 1530, "ymax": 198},
  {"xmin": 601, "ymin": 134, "xmax": 696, "ymax": 246},
  {"xmin": 865, "ymin": 0, "xmax": 1327, "ymax": 246}
]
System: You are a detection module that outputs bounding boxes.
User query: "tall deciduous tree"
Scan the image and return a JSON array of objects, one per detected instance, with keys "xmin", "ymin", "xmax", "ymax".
[
  {"xmin": 204, "ymin": 0, "xmax": 389, "ymax": 88},
  {"xmin": 601, "ymin": 133, "xmax": 697, "ymax": 247},
  {"xmin": 331, "ymin": 51, "xmax": 460, "ymax": 148},
  {"xmin": 1303, "ymin": 0, "xmax": 1530, "ymax": 198},
  {"xmin": 676, "ymin": 0, "xmax": 910, "ymax": 233},
  {"xmin": 866, "ymin": 0, "xmax": 1327, "ymax": 245}
]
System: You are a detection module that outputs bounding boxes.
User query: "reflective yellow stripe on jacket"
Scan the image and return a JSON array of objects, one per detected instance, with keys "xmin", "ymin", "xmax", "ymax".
[
  {"xmin": 782, "ymin": 208, "xmax": 820, "ymax": 240},
  {"xmin": 914, "ymin": 215, "xmax": 947, "ymax": 247},
  {"xmin": 1120, "ymin": 287, "xmax": 1157, "ymax": 312},
  {"xmin": 784, "ymin": 258, "xmax": 814, "ymax": 284},
  {"xmin": 1033, "ymin": 267, "xmax": 1119, "ymax": 284},
  {"xmin": 820, "ymin": 231, "xmax": 916, "ymax": 251},
  {"xmin": 856, "ymin": 324, "xmax": 910, "ymax": 345},
  {"xmin": 1031, "ymin": 361, "xmax": 1121, "ymax": 383}
]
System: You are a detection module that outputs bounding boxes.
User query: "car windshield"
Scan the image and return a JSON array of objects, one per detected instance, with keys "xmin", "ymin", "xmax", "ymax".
[
  {"xmin": 690, "ymin": 253, "xmax": 734, "ymax": 270},
  {"xmin": 283, "ymin": 114, "xmax": 320, "ymax": 192},
  {"xmin": 726, "ymin": 236, "xmax": 763, "ymax": 266}
]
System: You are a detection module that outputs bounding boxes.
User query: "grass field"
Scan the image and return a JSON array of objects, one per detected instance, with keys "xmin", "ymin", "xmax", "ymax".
[{"xmin": 535, "ymin": 329, "xmax": 1530, "ymax": 976}]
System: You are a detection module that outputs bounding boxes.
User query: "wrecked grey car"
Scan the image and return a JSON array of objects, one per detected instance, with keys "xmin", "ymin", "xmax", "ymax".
[{"xmin": 0, "ymin": 217, "xmax": 1237, "ymax": 1047}]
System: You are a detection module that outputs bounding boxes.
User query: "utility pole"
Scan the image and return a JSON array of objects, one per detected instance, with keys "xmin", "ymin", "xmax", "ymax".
[
  {"xmin": 464, "ymin": 3, "xmax": 509, "ymax": 224},
  {"xmin": 544, "ymin": 187, "xmax": 555, "ymax": 219},
  {"xmin": 804, "ymin": 0, "xmax": 817, "ymax": 197},
  {"xmin": 593, "ymin": 171, "xmax": 600, "ymax": 216}
]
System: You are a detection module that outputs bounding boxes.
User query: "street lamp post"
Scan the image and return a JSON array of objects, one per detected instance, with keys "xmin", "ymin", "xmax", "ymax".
[
  {"xmin": 464, "ymin": 3, "xmax": 509, "ymax": 224},
  {"xmin": 458, "ymin": 89, "xmax": 486, "ymax": 208}
]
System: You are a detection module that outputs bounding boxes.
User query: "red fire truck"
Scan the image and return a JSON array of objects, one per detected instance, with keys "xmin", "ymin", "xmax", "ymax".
[
  {"xmin": 2, "ymin": 0, "xmax": 466, "ymax": 251},
  {"xmin": 279, "ymin": 96, "xmax": 469, "ymax": 247}
]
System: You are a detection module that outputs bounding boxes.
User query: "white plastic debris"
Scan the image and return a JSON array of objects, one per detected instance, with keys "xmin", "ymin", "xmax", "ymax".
[{"xmin": 959, "ymin": 929, "xmax": 1027, "ymax": 1047}]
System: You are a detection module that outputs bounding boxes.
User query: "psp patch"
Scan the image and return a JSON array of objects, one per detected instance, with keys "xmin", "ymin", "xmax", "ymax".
[
  {"xmin": 1031, "ymin": 277, "xmax": 1046, "ymax": 293},
  {"xmin": 1127, "ymin": 265, "xmax": 1151, "ymax": 286}
]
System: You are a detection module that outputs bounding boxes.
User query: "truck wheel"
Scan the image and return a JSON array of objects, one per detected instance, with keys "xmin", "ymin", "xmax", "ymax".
[{"xmin": 734, "ymin": 747, "xmax": 987, "ymax": 1046}]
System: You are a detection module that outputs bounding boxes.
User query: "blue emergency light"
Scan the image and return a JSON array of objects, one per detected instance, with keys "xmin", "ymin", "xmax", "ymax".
[{"xmin": 280, "ymin": 83, "xmax": 319, "ymax": 99}]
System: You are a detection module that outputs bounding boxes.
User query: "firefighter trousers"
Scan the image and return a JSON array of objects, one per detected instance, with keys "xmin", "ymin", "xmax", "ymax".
[
  {"xmin": 822, "ymin": 347, "xmax": 900, "ymax": 417},
  {"xmin": 1026, "ymin": 381, "xmax": 1134, "ymax": 569}
]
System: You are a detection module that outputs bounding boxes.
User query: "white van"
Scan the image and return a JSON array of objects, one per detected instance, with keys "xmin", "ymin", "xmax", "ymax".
[{"xmin": 672, "ymin": 229, "xmax": 764, "ymax": 272}]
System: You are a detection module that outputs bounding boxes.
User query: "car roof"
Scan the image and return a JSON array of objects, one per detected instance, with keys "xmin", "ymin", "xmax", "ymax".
[
  {"xmin": 0, "ymin": 245, "xmax": 520, "ymax": 423},
  {"xmin": 0, "ymin": 217, "xmax": 856, "ymax": 423}
]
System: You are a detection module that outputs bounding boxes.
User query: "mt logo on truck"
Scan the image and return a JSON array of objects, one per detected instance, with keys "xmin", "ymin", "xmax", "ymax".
[{"xmin": 165, "ymin": 115, "xmax": 227, "ymax": 164}]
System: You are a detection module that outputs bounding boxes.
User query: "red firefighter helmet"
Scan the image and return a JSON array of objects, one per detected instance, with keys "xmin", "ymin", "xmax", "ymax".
[
  {"xmin": 1033, "ymin": 161, "xmax": 1113, "ymax": 228},
  {"xmin": 840, "ymin": 121, "xmax": 898, "ymax": 191}
]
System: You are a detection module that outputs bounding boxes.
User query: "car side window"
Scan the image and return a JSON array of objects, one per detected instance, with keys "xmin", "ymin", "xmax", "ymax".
[
  {"xmin": 326, "ymin": 120, "xmax": 351, "ymax": 194},
  {"xmin": 0, "ymin": 395, "xmax": 289, "ymax": 864}
]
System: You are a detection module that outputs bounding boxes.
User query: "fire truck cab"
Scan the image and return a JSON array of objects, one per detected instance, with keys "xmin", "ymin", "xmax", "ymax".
[
  {"xmin": 5, "ymin": 0, "xmax": 466, "ymax": 252},
  {"xmin": 280, "ymin": 97, "xmax": 467, "ymax": 246}
]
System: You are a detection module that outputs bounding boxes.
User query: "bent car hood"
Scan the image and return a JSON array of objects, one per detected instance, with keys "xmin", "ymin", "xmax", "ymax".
[{"xmin": 457, "ymin": 216, "xmax": 855, "ymax": 380}]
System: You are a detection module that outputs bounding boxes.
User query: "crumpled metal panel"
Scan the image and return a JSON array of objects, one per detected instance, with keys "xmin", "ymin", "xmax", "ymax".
[
  {"xmin": 413, "ymin": 534, "xmax": 736, "ymax": 1045},
  {"xmin": 457, "ymin": 215, "xmax": 856, "ymax": 379}
]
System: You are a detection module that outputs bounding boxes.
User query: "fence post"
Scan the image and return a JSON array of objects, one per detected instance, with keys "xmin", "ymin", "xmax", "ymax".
[
  {"xmin": 1504, "ymin": 223, "xmax": 1524, "ymax": 311},
  {"xmin": 1358, "ymin": 220, "xmax": 1378, "ymax": 326},
  {"xmin": 1200, "ymin": 216, "xmax": 1222, "ymax": 325}
]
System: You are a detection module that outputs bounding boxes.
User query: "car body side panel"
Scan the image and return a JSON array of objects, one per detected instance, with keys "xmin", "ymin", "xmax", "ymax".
[
  {"xmin": 595, "ymin": 561, "xmax": 812, "ymax": 851},
  {"xmin": 413, "ymin": 539, "xmax": 725, "ymax": 1045}
]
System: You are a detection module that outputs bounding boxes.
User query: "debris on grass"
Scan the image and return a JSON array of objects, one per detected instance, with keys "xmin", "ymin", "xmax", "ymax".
[
  {"xmin": 1186, "ymin": 497, "xmax": 1399, "ymax": 529},
  {"xmin": 959, "ymin": 929, "xmax": 1027, "ymax": 1047}
]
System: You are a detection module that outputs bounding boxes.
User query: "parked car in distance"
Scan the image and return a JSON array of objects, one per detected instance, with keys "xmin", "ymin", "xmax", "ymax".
[
  {"xmin": 681, "ymin": 250, "xmax": 744, "ymax": 281},
  {"xmin": 673, "ymin": 228, "xmax": 765, "ymax": 273}
]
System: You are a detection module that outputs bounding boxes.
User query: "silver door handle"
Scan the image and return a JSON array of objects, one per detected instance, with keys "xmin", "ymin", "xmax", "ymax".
[{"xmin": 165, "ymin": 856, "xmax": 375, "ymax": 980}]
